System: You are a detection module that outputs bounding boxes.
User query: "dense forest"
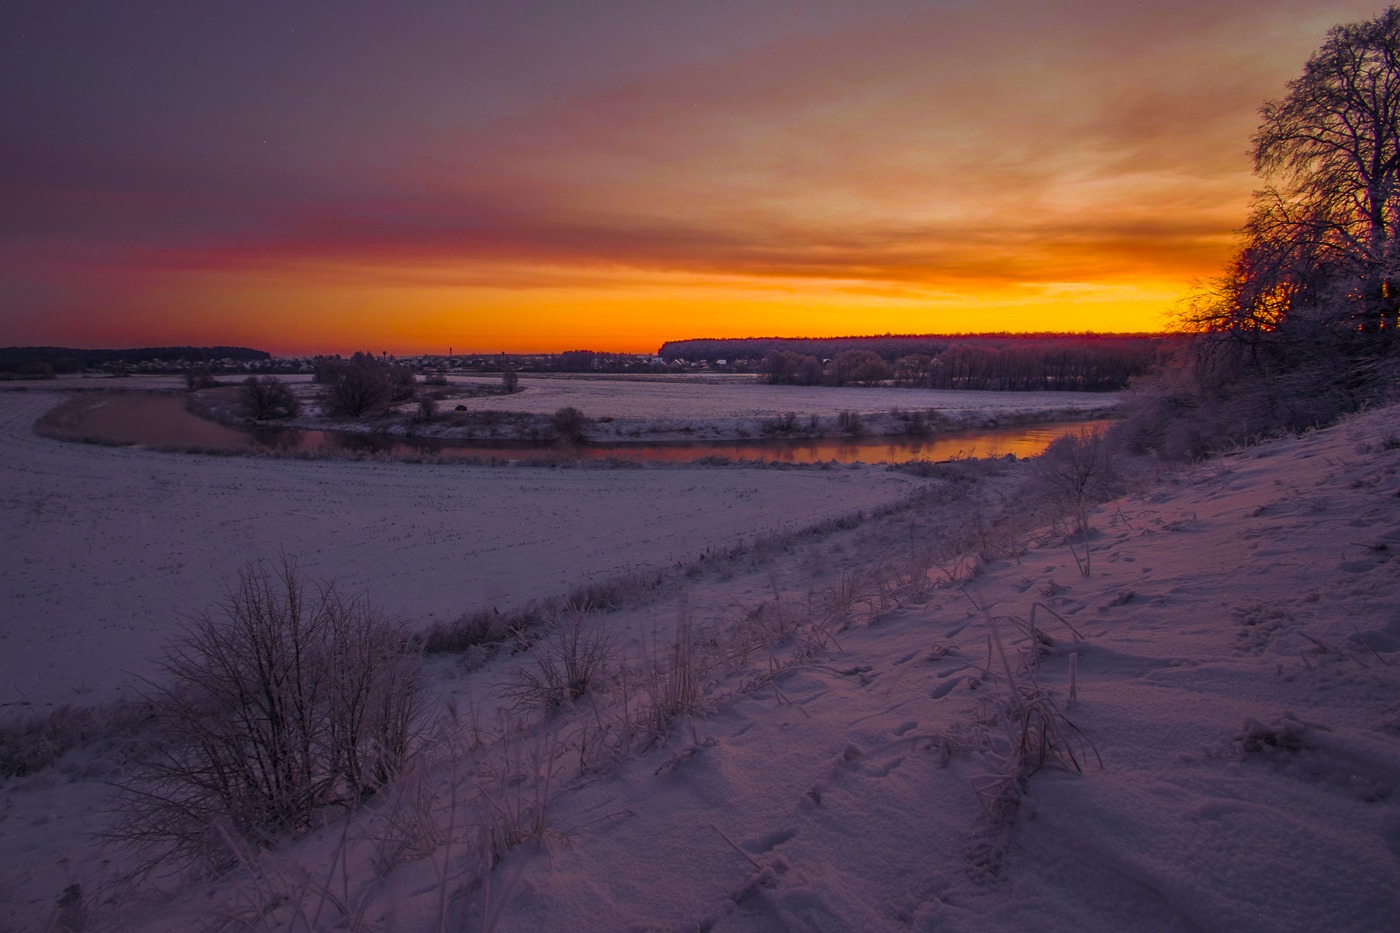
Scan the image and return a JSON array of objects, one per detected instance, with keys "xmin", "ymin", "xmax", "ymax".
[{"xmin": 661, "ymin": 333, "xmax": 1178, "ymax": 391}]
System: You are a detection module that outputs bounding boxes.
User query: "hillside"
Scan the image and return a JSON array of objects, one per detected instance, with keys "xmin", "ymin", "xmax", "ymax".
[{"xmin": 1, "ymin": 400, "xmax": 1398, "ymax": 930}]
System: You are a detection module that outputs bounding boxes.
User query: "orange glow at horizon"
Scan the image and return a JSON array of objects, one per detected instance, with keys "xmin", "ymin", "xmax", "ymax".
[
  {"xmin": 94, "ymin": 259, "xmax": 1191, "ymax": 357},
  {"xmin": 4, "ymin": 1, "xmax": 1381, "ymax": 355}
]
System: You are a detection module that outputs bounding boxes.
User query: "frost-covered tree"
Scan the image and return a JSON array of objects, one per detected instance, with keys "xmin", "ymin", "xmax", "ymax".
[{"xmin": 1215, "ymin": 7, "xmax": 1400, "ymax": 339}]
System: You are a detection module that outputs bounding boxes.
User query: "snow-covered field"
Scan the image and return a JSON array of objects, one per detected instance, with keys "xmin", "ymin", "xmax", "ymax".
[
  {"xmin": 440, "ymin": 375, "xmax": 1118, "ymax": 443},
  {"xmin": 3, "ymin": 384, "xmax": 1398, "ymax": 932},
  {"xmin": 440, "ymin": 374, "xmax": 1117, "ymax": 426},
  {"xmin": 163, "ymin": 371, "xmax": 1117, "ymax": 443},
  {"xmin": 0, "ymin": 387, "xmax": 921, "ymax": 715}
]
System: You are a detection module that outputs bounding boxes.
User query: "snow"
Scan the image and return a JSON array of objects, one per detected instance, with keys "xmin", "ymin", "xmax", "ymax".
[
  {"xmin": 0, "ymin": 388, "xmax": 920, "ymax": 715},
  {"xmin": 439, "ymin": 374, "xmax": 1117, "ymax": 424},
  {"xmin": 180, "ymin": 372, "xmax": 1117, "ymax": 444},
  {"xmin": 2, "ymin": 385, "xmax": 1399, "ymax": 932}
]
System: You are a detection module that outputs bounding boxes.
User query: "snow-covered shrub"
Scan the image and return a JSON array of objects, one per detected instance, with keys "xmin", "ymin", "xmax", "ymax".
[
  {"xmin": 183, "ymin": 368, "xmax": 219, "ymax": 391},
  {"xmin": 113, "ymin": 556, "xmax": 423, "ymax": 871},
  {"xmin": 1032, "ymin": 428, "xmax": 1119, "ymax": 575},
  {"xmin": 420, "ymin": 606, "xmax": 544, "ymax": 655}
]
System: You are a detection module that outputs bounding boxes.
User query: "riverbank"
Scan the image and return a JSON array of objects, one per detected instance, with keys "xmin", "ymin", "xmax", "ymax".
[
  {"xmin": 2, "ymin": 393, "xmax": 1397, "ymax": 931},
  {"xmin": 35, "ymin": 388, "xmax": 1111, "ymax": 467},
  {"xmin": 182, "ymin": 372, "xmax": 1118, "ymax": 446},
  {"xmin": 0, "ymin": 389, "xmax": 929, "ymax": 717}
]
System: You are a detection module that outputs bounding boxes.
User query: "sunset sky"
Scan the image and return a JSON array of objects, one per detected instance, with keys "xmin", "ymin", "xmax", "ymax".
[{"xmin": 1, "ymin": 1, "xmax": 1386, "ymax": 355}]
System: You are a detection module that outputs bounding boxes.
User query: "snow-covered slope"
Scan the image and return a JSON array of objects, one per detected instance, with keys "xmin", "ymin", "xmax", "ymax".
[{"xmin": 3, "ymin": 396, "xmax": 1398, "ymax": 932}]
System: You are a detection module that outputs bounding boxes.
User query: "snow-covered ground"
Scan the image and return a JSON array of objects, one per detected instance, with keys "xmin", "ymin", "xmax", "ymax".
[
  {"xmin": 3, "ymin": 386, "xmax": 1398, "ymax": 932},
  {"xmin": 439, "ymin": 374, "xmax": 1117, "ymax": 426},
  {"xmin": 169, "ymin": 371, "xmax": 1116, "ymax": 443},
  {"xmin": 0, "ymin": 388, "xmax": 922, "ymax": 716}
]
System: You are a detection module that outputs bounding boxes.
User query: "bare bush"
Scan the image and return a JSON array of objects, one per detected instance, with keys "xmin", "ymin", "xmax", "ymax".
[
  {"xmin": 112, "ymin": 556, "xmax": 423, "ymax": 872},
  {"xmin": 761, "ymin": 412, "xmax": 800, "ymax": 436},
  {"xmin": 241, "ymin": 375, "xmax": 301, "ymax": 420},
  {"xmin": 184, "ymin": 368, "xmax": 219, "ymax": 391},
  {"xmin": 413, "ymin": 397, "xmax": 438, "ymax": 424},
  {"xmin": 1118, "ymin": 341, "xmax": 1369, "ymax": 460},
  {"xmin": 500, "ymin": 609, "xmax": 615, "ymax": 711},
  {"xmin": 421, "ymin": 606, "xmax": 543, "ymax": 655},
  {"xmin": 1032, "ymin": 428, "xmax": 1118, "ymax": 575},
  {"xmin": 0, "ymin": 702, "xmax": 145, "ymax": 778},
  {"xmin": 552, "ymin": 406, "xmax": 590, "ymax": 442}
]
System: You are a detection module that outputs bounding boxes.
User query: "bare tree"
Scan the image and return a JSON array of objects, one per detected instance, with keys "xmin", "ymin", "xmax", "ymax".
[
  {"xmin": 826, "ymin": 349, "xmax": 891, "ymax": 387},
  {"xmin": 241, "ymin": 375, "xmax": 300, "ymax": 420},
  {"xmin": 112, "ymin": 557, "xmax": 422, "ymax": 871},
  {"xmin": 412, "ymin": 397, "xmax": 437, "ymax": 423},
  {"xmin": 321, "ymin": 353, "xmax": 391, "ymax": 417},
  {"xmin": 387, "ymin": 364, "xmax": 416, "ymax": 402},
  {"xmin": 184, "ymin": 367, "xmax": 218, "ymax": 391},
  {"xmin": 1158, "ymin": 8, "xmax": 1400, "ymax": 453},
  {"xmin": 762, "ymin": 350, "xmax": 823, "ymax": 385},
  {"xmin": 1033, "ymin": 430, "xmax": 1118, "ymax": 576},
  {"xmin": 553, "ymin": 406, "xmax": 589, "ymax": 443},
  {"xmin": 1234, "ymin": 7, "xmax": 1400, "ymax": 338}
]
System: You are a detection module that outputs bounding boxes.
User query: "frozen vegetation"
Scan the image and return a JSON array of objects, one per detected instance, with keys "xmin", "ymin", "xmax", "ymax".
[{"xmin": 1, "ymin": 377, "xmax": 1398, "ymax": 931}]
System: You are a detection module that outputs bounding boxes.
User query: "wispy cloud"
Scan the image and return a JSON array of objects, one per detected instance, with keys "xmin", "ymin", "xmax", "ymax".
[{"xmin": 0, "ymin": 0, "xmax": 1384, "ymax": 350}]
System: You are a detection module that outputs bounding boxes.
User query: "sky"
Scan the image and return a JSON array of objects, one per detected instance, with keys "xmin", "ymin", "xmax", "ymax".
[{"xmin": 1, "ymin": 0, "xmax": 1388, "ymax": 355}]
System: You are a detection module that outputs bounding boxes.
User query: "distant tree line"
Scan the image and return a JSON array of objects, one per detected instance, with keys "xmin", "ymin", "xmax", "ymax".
[
  {"xmin": 538, "ymin": 350, "xmax": 668, "ymax": 373},
  {"xmin": 0, "ymin": 345, "xmax": 270, "ymax": 377},
  {"xmin": 664, "ymin": 334, "xmax": 1173, "ymax": 391}
]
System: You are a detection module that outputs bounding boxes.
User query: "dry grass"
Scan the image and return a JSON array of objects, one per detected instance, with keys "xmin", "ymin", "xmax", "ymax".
[
  {"xmin": 499, "ymin": 608, "xmax": 616, "ymax": 712},
  {"xmin": 970, "ymin": 618, "xmax": 1099, "ymax": 824}
]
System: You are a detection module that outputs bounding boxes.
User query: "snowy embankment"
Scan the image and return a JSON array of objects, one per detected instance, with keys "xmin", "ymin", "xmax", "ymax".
[
  {"xmin": 0, "ymin": 388, "xmax": 921, "ymax": 716},
  {"xmin": 2, "ymin": 390, "xmax": 1398, "ymax": 931},
  {"xmin": 448, "ymin": 406, "xmax": 1400, "ymax": 931}
]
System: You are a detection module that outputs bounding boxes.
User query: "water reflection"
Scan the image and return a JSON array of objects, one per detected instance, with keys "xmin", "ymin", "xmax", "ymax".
[{"xmin": 43, "ymin": 392, "xmax": 1111, "ymax": 466}]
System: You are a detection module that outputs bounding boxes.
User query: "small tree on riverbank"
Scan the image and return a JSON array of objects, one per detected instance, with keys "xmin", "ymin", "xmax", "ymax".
[
  {"xmin": 319, "ymin": 353, "xmax": 392, "ymax": 417},
  {"xmin": 553, "ymin": 406, "xmax": 589, "ymax": 442},
  {"xmin": 241, "ymin": 376, "xmax": 300, "ymax": 420}
]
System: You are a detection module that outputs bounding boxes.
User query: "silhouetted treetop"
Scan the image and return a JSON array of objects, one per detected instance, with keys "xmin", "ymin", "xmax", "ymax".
[{"xmin": 1204, "ymin": 5, "xmax": 1400, "ymax": 340}]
